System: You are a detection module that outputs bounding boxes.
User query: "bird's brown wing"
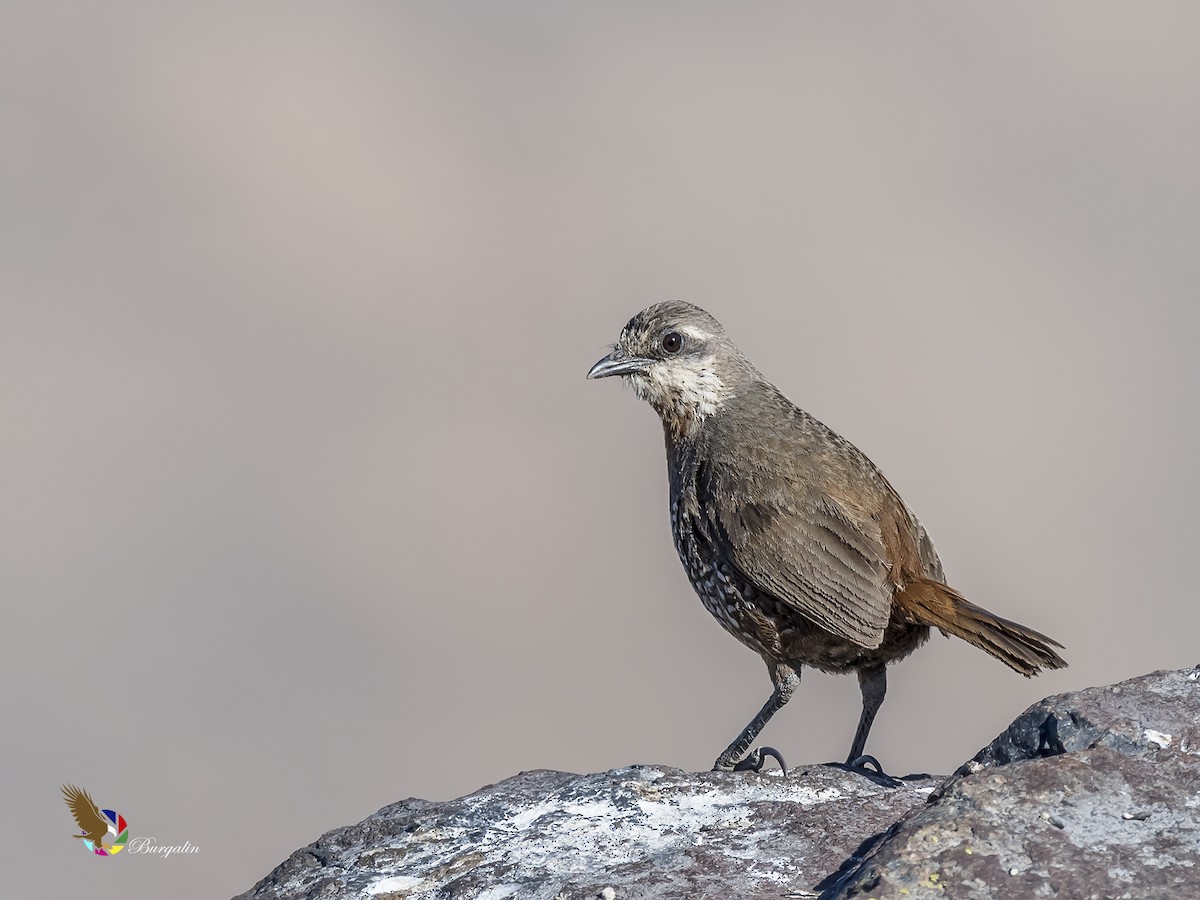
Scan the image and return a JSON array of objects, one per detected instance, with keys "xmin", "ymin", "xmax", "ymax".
[
  {"xmin": 61, "ymin": 785, "xmax": 108, "ymax": 840},
  {"xmin": 708, "ymin": 486, "xmax": 894, "ymax": 649}
]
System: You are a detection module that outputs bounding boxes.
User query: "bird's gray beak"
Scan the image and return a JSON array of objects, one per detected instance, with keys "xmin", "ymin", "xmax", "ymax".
[{"xmin": 587, "ymin": 347, "xmax": 653, "ymax": 380}]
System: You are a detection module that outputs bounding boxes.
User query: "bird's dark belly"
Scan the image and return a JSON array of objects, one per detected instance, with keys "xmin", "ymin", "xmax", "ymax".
[{"xmin": 671, "ymin": 512, "xmax": 929, "ymax": 673}]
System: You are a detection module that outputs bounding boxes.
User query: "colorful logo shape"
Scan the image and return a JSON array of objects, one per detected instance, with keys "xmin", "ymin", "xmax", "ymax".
[
  {"xmin": 84, "ymin": 808, "xmax": 129, "ymax": 856},
  {"xmin": 61, "ymin": 785, "xmax": 129, "ymax": 856}
]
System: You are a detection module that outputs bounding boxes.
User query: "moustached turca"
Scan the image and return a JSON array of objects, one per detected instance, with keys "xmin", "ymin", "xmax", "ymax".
[{"xmin": 588, "ymin": 301, "xmax": 1067, "ymax": 775}]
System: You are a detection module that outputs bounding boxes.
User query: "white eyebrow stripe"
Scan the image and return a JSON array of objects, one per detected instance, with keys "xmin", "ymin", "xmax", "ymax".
[{"xmin": 676, "ymin": 325, "xmax": 712, "ymax": 341}]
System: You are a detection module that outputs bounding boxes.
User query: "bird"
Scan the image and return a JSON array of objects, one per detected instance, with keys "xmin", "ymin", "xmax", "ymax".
[
  {"xmin": 587, "ymin": 301, "xmax": 1067, "ymax": 774},
  {"xmin": 61, "ymin": 784, "xmax": 110, "ymax": 846}
]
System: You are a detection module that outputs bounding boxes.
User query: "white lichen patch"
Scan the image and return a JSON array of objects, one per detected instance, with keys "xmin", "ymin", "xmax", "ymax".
[
  {"xmin": 284, "ymin": 766, "xmax": 933, "ymax": 900},
  {"xmin": 366, "ymin": 874, "xmax": 424, "ymax": 895},
  {"xmin": 472, "ymin": 887, "xmax": 521, "ymax": 900},
  {"xmin": 502, "ymin": 798, "xmax": 619, "ymax": 833},
  {"xmin": 1143, "ymin": 729, "xmax": 1172, "ymax": 749}
]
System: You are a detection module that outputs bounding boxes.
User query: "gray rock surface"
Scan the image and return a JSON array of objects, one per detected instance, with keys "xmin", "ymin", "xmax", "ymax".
[
  {"xmin": 949, "ymin": 664, "xmax": 1200, "ymax": 779},
  {"xmin": 830, "ymin": 666, "xmax": 1200, "ymax": 899},
  {"xmin": 235, "ymin": 764, "xmax": 934, "ymax": 900},
  {"xmin": 237, "ymin": 667, "xmax": 1200, "ymax": 900}
]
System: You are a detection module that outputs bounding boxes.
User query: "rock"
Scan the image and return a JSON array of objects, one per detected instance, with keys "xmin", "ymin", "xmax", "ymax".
[
  {"xmin": 829, "ymin": 666, "xmax": 1200, "ymax": 899},
  {"xmin": 948, "ymin": 665, "xmax": 1200, "ymax": 780},
  {"xmin": 234, "ymin": 765, "xmax": 936, "ymax": 900},
  {"xmin": 829, "ymin": 746, "xmax": 1200, "ymax": 899},
  {"xmin": 236, "ymin": 667, "xmax": 1200, "ymax": 900}
]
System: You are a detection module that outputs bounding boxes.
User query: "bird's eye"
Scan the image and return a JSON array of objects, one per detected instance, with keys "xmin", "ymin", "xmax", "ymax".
[{"xmin": 661, "ymin": 331, "xmax": 683, "ymax": 354}]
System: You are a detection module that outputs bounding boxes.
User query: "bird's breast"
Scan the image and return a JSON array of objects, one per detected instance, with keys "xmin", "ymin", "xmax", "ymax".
[{"xmin": 669, "ymin": 494, "xmax": 788, "ymax": 658}]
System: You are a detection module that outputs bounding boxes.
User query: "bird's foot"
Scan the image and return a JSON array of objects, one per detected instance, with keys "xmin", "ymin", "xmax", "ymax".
[
  {"xmin": 825, "ymin": 754, "xmax": 903, "ymax": 788},
  {"xmin": 848, "ymin": 754, "xmax": 890, "ymax": 776},
  {"xmin": 717, "ymin": 746, "xmax": 788, "ymax": 776}
]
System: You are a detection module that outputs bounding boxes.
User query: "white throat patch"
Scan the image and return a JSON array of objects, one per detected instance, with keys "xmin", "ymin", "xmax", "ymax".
[{"xmin": 632, "ymin": 356, "xmax": 727, "ymax": 435}]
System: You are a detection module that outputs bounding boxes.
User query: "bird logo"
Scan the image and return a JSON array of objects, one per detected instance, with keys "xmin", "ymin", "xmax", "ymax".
[{"xmin": 61, "ymin": 785, "xmax": 129, "ymax": 856}]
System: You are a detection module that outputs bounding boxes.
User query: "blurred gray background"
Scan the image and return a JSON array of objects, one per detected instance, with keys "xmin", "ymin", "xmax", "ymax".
[{"xmin": 3, "ymin": 3, "xmax": 1199, "ymax": 898}]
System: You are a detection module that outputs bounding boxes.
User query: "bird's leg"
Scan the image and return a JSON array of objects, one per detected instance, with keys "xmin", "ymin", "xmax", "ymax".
[
  {"xmin": 847, "ymin": 663, "xmax": 887, "ymax": 763},
  {"xmin": 840, "ymin": 663, "xmax": 899, "ymax": 779},
  {"xmin": 713, "ymin": 666, "xmax": 799, "ymax": 772},
  {"xmin": 820, "ymin": 665, "xmax": 902, "ymax": 787}
]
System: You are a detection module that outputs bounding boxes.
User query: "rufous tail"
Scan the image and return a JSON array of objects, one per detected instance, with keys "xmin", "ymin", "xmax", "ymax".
[{"xmin": 896, "ymin": 579, "xmax": 1067, "ymax": 676}]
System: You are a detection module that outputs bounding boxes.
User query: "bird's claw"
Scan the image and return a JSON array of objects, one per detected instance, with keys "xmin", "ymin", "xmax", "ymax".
[
  {"xmin": 848, "ymin": 754, "xmax": 885, "ymax": 774},
  {"xmin": 836, "ymin": 754, "xmax": 902, "ymax": 788},
  {"xmin": 731, "ymin": 746, "xmax": 788, "ymax": 776}
]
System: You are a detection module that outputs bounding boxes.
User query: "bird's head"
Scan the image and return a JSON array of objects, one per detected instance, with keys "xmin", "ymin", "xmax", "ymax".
[{"xmin": 587, "ymin": 301, "xmax": 749, "ymax": 438}]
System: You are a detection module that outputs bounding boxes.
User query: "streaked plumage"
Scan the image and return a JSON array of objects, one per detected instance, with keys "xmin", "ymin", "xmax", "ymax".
[{"xmin": 588, "ymin": 301, "xmax": 1066, "ymax": 770}]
